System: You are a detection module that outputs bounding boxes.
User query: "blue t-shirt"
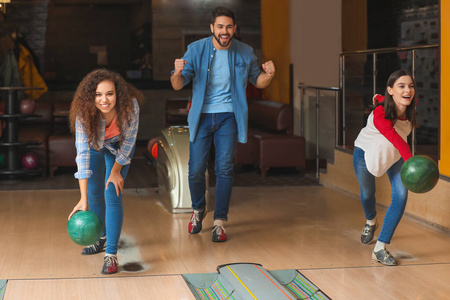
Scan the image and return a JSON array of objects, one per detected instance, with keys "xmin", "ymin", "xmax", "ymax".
[{"xmin": 202, "ymin": 49, "xmax": 233, "ymax": 113}]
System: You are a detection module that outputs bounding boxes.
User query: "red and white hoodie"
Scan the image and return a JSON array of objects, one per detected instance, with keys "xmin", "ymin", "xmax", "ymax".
[{"xmin": 354, "ymin": 105, "xmax": 412, "ymax": 177}]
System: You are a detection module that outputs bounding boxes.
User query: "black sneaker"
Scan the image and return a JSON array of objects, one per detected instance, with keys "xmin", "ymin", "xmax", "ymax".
[
  {"xmin": 372, "ymin": 248, "xmax": 398, "ymax": 266},
  {"xmin": 360, "ymin": 222, "xmax": 378, "ymax": 245},
  {"xmin": 212, "ymin": 225, "xmax": 227, "ymax": 242},
  {"xmin": 188, "ymin": 210, "xmax": 207, "ymax": 234},
  {"xmin": 81, "ymin": 237, "xmax": 106, "ymax": 255}
]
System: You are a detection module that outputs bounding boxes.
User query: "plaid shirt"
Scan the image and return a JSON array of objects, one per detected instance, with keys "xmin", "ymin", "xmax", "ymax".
[{"xmin": 74, "ymin": 99, "xmax": 140, "ymax": 179}]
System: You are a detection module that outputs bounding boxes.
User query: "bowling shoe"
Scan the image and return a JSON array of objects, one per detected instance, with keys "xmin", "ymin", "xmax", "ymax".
[
  {"xmin": 188, "ymin": 209, "xmax": 207, "ymax": 234},
  {"xmin": 81, "ymin": 237, "xmax": 106, "ymax": 255},
  {"xmin": 372, "ymin": 248, "xmax": 398, "ymax": 266},
  {"xmin": 360, "ymin": 222, "xmax": 378, "ymax": 245},
  {"xmin": 212, "ymin": 225, "xmax": 227, "ymax": 242},
  {"xmin": 101, "ymin": 255, "xmax": 119, "ymax": 275}
]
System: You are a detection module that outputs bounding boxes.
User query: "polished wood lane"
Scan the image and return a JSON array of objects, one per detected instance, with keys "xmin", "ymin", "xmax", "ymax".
[
  {"xmin": 4, "ymin": 276, "xmax": 195, "ymax": 300},
  {"xmin": 302, "ymin": 263, "xmax": 450, "ymax": 299},
  {"xmin": 0, "ymin": 186, "xmax": 449, "ymax": 299}
]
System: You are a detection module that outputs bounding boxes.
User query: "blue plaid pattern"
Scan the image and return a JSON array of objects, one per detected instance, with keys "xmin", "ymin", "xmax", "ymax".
[{"xmin": 74, "ymin": 99, "xmax": 140, "ymax": 179}]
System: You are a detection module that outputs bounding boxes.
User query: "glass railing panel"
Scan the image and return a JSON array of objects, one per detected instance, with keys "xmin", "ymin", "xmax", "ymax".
[
  {"xmin": 342, "ymin": 53, "xmax": 372, "ymax": 148},
  {"xmin": 340, "ymin": 45, "xmax": 439, "ymax": 162}
]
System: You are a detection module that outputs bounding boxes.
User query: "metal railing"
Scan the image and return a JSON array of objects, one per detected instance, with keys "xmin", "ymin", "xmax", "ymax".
[
  {"xmin": 340, "ymin": 44, "xmax": 439, "ymax": 154},
  {"xmin": 298, "ymin": 44, "xmax": 439, "ymax": 180},
  {"xmin": 298, "ymin": 83, "xmax": 339, "ymax": 179}
]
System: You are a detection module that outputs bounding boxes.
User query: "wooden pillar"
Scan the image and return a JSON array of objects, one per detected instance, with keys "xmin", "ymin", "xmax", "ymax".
[{"xmin": 261, "ymin": 0, "xmax": 290, "ymax": 103}]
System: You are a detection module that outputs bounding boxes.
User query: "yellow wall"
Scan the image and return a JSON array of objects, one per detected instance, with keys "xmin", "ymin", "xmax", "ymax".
[
  {"xmin": 440, "ymin": 2, "xmax": 450, "ymax": 176},
  {"xmin": 261, "ymin": 0, "xmax": 290, "ymax": 103}
]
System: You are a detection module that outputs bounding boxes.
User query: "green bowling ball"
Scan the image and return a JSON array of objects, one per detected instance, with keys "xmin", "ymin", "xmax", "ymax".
[
  {"xmin": 67, "ymin": 210, "xmax": 103, "ymax": 246},
  {"xmin": 401, "ymin": 155, "xmax": 439, "ymax": 194}
]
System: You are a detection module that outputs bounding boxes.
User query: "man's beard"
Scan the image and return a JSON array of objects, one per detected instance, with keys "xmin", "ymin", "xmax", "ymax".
[{"xmin": 213, "ymin": 33, "xmax": 233, "ymax": 48}]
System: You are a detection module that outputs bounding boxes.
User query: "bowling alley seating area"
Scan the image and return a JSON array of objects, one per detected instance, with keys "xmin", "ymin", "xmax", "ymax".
[
  {"xmin": 234, "ymin": 99, "xmax": 306, "ymax": 177},
  {"xmin": 164, "ymin": 97, "xmax": 189, "ymax": 127},
  {"xmin": 161, "ymin": 97, "xmax": 307, "ymax": 178}
]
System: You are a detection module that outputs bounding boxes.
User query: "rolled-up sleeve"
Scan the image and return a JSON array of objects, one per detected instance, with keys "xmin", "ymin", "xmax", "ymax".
[
  {"xmin": 181, "ymin": 47, "xmax": 195, "ymax": 86},
  {"xmin": 247, "ymin": 50, "xmax": 261, "ymax": 87},
  {"xmin": 115, "ymin": 99, "xmax": 139, "ymax": 166},
  {"xmin": 170, "ymin": 44, "xmax": 195, "ymax": 87},
  {"xmin": 74, "ymin": 118, "xmax": 93, "ymax": 179}
]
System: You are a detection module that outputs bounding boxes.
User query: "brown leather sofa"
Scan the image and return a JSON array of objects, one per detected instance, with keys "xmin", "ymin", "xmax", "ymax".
[
  {"xmin": 235, "ymin": 99, "xmax": 305, "ymax": 177},
  {"xmin": 47, "ymin": 101, "xmax": 76, "ymax": 176},
  {"xmin": 165, "ymin": 97, "xmax": 189, "ymax": 127},
  {"xmin": 48, "ymin": 135, "xmax": 76, "ymax": 176}
]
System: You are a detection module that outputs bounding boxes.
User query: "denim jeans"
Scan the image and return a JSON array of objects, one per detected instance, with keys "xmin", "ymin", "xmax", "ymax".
[
  {"xmin": 87, "ymin": 144, "xmax": 135, "ymax": 255},
  {"xmin": 352, "ymin": 147, "xmax": 408, "ymax": 244},
  {"xmin": 189, "ymin": 113, "xmax": 237, "ymax": 220}
]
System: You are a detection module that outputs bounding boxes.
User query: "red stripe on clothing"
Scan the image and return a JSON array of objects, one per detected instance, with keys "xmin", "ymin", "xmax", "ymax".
[{"xmin": 373, "ymin": 106, "xmax": 412, "ymax": 161}]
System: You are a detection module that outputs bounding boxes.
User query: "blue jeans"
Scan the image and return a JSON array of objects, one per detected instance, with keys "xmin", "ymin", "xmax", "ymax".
[
  {"xmin": 87, "ymin": 144, "xmax": 135, "ymax": 255},
  {"xmin": 352, "ymin": 147, "xmax": 408, "ymax": 244},
  {"xmin": 189, "ymin": 113, "xmax": 237, "ymax": 220}
]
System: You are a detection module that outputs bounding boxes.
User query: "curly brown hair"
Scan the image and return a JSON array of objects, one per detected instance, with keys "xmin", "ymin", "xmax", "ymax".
[{"xmin": 69, "ymin": 68, "xmax": 144, "ymax": 150}]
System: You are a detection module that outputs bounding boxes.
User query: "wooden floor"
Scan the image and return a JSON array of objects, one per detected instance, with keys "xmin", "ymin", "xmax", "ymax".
[{"xmin": 1, "ymin": 185, "xmax": 449, "ymax": 299}]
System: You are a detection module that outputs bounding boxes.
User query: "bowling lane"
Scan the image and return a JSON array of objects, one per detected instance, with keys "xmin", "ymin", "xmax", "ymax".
[
  {"xmin": 1, "ymin": 186, "xmax": 450, "ymax": 294},
  {"xmin": 0, "ymin": 189, "xmax": 190, "ymax": 279},
  {"xmin": 4, "ymin": 276, "xmax": 195, "ymax": 300},
  {"xmin": 302, "ymin": 263, "xmax": 450, "ymax": 299}
]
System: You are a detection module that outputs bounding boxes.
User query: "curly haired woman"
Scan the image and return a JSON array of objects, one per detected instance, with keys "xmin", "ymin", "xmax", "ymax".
[{"xmin": 67, "ymin": 68, "xmax": 143, "ymax": 274}]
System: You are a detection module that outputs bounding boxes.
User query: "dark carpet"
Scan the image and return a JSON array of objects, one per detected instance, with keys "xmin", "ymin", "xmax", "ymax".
[
  {"xmin": 213, "ymin": 165, "xmax": 320, "ymax": 187},
  {"xmin": 0, "ymin": 157, "xmax": 158, "ymax": 191},
  {"xmin": 0, "ymin": 154, "xmax": 319, "ymax": 191}
]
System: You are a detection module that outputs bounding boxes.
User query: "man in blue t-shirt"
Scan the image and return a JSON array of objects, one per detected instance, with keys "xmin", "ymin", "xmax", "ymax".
[{"xmin": 171, "ymin": 6, "xmax": 275, "ymax": 242}]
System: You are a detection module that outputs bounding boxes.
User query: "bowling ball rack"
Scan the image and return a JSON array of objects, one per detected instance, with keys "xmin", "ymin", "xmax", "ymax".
[{"xmin": 0, "ymin": 87, "xmax": 44, "ymax": 179}]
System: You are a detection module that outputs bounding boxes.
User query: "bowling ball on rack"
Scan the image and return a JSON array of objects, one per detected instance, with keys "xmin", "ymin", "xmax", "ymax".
[
  {"xmin": 21, "ymin": 152, "xmax": 38, "ymax": 170},
  {"xmin": 401, "ymin": 155, "xmax": 439, "ymax": 194},
  {"xmin": 67, "ymin": 211, "xmax": 103, "ymax": 246},
  {"xmin": 20, "ymin": 98, "xmax": 35, "ymax": 115}
]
